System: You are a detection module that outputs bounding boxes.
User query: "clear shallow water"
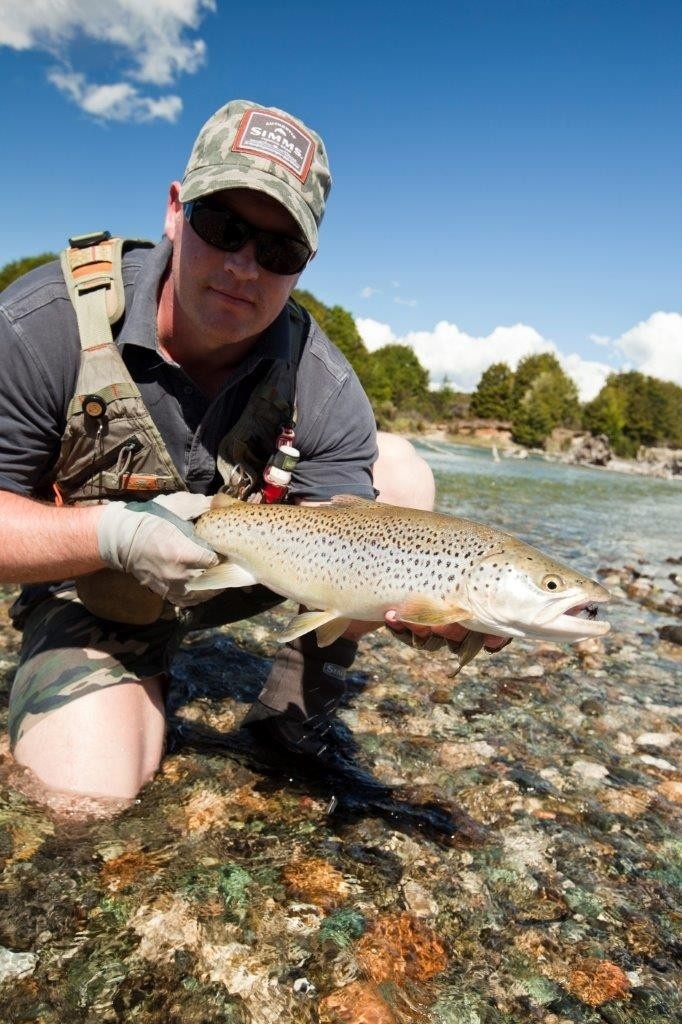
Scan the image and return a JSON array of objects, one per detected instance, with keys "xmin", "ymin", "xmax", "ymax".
[
  {"xmin": 0, "ymin": 443, "xmax": 680, "ymax": 1024},
  {"xmin": 418, "ymin": 440, "xmax": 681, "ymax": 574}
]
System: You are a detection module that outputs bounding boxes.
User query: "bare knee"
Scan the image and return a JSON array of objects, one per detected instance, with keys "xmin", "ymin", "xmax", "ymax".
[
  {"xmin": 373, "ymin": 431, "xmax": 435, "ymax": 511},
  {"xmin": 13, "ymin": 677, "xmax": 166, "ymax": 803}
]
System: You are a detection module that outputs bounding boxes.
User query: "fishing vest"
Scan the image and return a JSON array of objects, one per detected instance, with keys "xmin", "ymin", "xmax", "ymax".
[
  {"xmin": 53, "ymin": 232, "xmax": 309, "ymax": 506},
  {"xmin": 53, "ymin": 231, "xmax": 309, "ymax": 624}
]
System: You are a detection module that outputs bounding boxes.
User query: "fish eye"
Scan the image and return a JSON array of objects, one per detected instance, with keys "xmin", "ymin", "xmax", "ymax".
[{"xmin": 541, "ymin": 574, "xmax": 564, "ymax": 592}]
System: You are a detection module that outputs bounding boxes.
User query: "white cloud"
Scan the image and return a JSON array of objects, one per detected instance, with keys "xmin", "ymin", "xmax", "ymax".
[
  {"xmin": 360, "ymin": 286, "xmax": 381, "ymax": 299},
  {"xmin": 0, "ymin": 0, "xmax": 215, "ymax": 122},
  {"xmin": 404, "ymin": 320, "xmax": 555, "ymax": 392},
  {"xmin": 613, "ymin": 311, "xmax": 682, "ymax": 385},
  {"xmin": 394, "ymin": 296, "xmax": 417, "ymax": 307},
  {"xmin": 355, "ymin": 317, "xmax": 397, "ymax": 352},
  {"xmin": 559, "ymin": 353, "xmax": 611, "ymax": 403},
  {"xmin": 47, "ymin": 70, "xmax": 182, "ymax": 122},
  {"xmin": 355, "ymin": 316, "xmax": 629, "ymax": 402},
  {"xmin": 589, "ymin": 333, "xmax": 611, "ymax": 347}
]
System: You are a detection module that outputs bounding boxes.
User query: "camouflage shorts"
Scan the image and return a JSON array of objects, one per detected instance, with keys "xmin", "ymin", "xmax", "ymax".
[{"xmin": 8, "ymin": 585, "xmax": 285, "ymax": 749}]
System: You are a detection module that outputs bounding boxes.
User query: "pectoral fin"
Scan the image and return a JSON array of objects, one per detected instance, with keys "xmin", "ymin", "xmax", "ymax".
[
  {"xmin": 187, "ymin": 560, "xmax": 258, "ymax": 591},
  {"xmin": 397, "ymin": 596, "xmax": 469, "ymax": 627},
  {"xmin": 277, "ymin": 609, "xmax": 352, "ymax": 647}
]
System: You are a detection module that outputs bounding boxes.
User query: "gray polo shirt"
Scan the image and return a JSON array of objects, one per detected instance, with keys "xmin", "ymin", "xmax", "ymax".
[{"xmin": 0, "ymin": 238, "xmax": 377, "ymax": 502}]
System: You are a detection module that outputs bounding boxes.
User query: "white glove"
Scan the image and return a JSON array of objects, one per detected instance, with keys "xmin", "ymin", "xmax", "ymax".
[{"xmin": 97, "ymin": 492, "xmax": 219, "ymax": 606}]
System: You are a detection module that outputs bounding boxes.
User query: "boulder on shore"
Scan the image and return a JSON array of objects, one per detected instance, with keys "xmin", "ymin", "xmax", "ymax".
[
  {"xmin": 568, "ymin": 432, "xmax": 613, "ymax": 467},
  {"xmin": 636, "ymin": 445, "xmax": 682, "ymax": 478}
]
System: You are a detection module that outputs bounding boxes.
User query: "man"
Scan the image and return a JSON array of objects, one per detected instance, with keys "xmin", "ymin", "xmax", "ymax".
[{"xmin": 0, "ymin": 99, "xmax": 502, "ymax": 806}]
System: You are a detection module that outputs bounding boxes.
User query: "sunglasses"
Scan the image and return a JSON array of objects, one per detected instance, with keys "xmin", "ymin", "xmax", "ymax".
[{"xmin": 183, "ymin": 199, "xmax": 312, "ymax": 276}]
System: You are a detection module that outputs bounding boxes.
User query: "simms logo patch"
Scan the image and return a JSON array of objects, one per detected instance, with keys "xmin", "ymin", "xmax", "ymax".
[{"xmin": 232, "ymin": 109, "xmax": 315, "ymax": 181}]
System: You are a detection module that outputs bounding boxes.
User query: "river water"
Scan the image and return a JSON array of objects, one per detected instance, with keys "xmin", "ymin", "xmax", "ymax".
[
  {"xmin": 419, "ymin": 440, "xmax": 681, "ymax": 634},
  {"xmin": 0, "ymin": 444, "xmax": 680, "ymax": 1024},
  {"xmin": 422, "ymin": 441, "xmax": 680, "ymax": 567}
]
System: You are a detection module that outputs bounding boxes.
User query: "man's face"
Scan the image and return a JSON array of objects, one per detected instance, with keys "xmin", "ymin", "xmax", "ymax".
[{"xmin": 163, "ymin": 184, "xmax": 305, "ymax": 355}]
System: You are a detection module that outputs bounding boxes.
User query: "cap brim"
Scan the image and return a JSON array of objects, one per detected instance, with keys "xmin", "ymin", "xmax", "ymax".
[{"xmin": 180, "ymin": 167, "xmax": 318, "ymax": 252}]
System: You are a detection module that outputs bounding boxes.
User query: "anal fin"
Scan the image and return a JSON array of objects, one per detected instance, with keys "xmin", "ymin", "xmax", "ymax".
[{"xmin": 447, "ymin": 632, "xmax": 486, "ymax": 676}]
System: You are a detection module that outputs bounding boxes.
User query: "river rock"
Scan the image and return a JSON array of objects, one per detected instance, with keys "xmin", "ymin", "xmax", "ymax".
[
  {"xmin": 570, "ymin": 432, "xmax": 613, "ymax": 466},
  {"xmin": 636, "ymin": 445, "xmax": 682, "ymax": 478},
  {"xmin": 658, "ymin": 624, "xmax": 682, "ymax": 645},
  {"xmin": 570, "ymin": 759, "xmax": 610, "ymax": 785},
  {"xmin": 0, "ymin": 947, "xmax": 37, "ymax": 982},
  {"xmin": 635, "ymin": 731, "xmax": 676, "ymax": 749}
]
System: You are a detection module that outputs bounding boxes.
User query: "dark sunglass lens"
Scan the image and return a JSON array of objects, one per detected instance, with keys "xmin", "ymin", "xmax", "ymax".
[
  {"xmin": 187, "ymin": 201, "xmax": 310, "ymax": 274},
  {"xmin": 256, "ymin": 236, "xmax": 310, "ymax": 275},
  {"xmin": 188, "ymin": 205, "xmax": 222, "ymax": 247},
  {"xmin": 219, "ymin": 213, "xmax": 252, "ymax": 252},
  {"xmin": 189, "ymin": 204, "xmax": 250, "ymax": 252}
]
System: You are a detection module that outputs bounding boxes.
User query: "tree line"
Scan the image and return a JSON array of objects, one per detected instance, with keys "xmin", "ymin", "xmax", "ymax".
[
  {"xmin": 470, "ymin": 357, "xmax": 682, "ymax": 453},
  {"xmin": 1, "ymin": 255, "xmax": 679, "ymax": 456},
  {"xmin": 295, "ymin": 288, "xmax": 682, "ymax": 454}
]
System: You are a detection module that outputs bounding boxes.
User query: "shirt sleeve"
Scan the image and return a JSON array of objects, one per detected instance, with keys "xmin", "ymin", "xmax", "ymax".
[
  {"xmin": 0, "ymin": 267, "xmax": 77, "ymax": 496},
  {"xmin": 288, "ymin": 323, "xmax": 378, "ymax": 501}
]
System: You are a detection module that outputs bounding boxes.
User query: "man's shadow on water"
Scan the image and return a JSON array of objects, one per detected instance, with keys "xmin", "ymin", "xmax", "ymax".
[{"xmin": 166, "ymin": 633, "xmax": 488, "ymax": 848}]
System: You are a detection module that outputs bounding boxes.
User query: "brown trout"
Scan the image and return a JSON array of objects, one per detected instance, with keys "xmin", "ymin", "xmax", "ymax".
[{"xmin": 188, "ymin": 495, "xmax": 610, "ymax": 664}]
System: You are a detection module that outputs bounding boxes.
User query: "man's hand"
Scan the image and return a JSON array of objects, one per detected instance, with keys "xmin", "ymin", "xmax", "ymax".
[
  {"xmin": 97, "ymin": 492, "xmax": 220, "ymax": 606},
  {"xmin": 384, "ymin": 610, "xmax": 511, "ymax": 653}
]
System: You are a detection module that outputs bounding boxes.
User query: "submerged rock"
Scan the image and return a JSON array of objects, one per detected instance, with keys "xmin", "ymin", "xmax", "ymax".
[
  {"xmin": 0, "ymin": 946, "xmax": 37, "ymax": 983},
  {"xmin": 658, "ymin": 623, "xmax": 682, "ymax": 645}
]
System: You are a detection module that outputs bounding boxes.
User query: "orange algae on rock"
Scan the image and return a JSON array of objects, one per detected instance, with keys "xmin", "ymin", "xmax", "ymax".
[
  {"xmin": 657, "ymin": 779, "xmax": 682, "ymax": 803},
  {"xmin": 100, "ymin": 848, "xmax": 170, "ymax": 892},
  {"xmin": 356, "ymin": 912, "xmax": 447, "ymax": 983},
  {"xmin": 319, "ymin": 981, "xmax": 397, "ymax": 1023},
  {"xmin": 281, "ymin": 856, "xmax": 351, "ymax": 909},
  {"xmin": 565, "ymin": 957, "xmax": 631, "ymax": 1006},
  {"xmin": 183, "ymin": 787, "xmax": 232, "ymax": 832},
  {"xmin": 599, "ymin": 785, "xmax": 652, "ymax": 817}
]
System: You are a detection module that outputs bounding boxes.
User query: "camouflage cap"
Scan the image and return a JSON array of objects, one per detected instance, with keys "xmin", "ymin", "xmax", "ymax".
[{"xmin": 180, "ymin": 99, "xmax": 332, "ymax": 251}]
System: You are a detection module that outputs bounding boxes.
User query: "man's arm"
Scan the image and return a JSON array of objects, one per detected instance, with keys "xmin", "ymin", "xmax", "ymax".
[
  {"xmin": 0, "ymin": 490, "xmax": 217, "ymax": 605},
  {"xmin": 0, "ymin": 490, "xmax": 105, "ymax": 582}
]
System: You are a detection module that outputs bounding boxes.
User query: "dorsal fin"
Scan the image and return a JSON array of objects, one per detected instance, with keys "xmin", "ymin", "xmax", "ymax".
[
  {"xmin": 210, "ymin": 492, "xmax": 240, "ymax": 509},
  {"xmin": 330, "ymin": 494, "xmax": 375, "ymax": 506}
]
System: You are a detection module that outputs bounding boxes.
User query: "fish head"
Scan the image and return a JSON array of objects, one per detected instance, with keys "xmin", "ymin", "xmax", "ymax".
[{"xmin": 461, "ymin": 541, "xmax": 611, "ymax": 642}]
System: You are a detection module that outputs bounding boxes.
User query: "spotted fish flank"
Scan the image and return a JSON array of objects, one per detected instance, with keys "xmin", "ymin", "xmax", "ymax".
[{"xmin": 189, "ymin": 495, "xmax": 610, "ymax": 657}]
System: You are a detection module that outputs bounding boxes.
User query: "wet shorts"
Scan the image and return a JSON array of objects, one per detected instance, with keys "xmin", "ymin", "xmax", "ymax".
[{"xmin": 8, "ymin": 585, "xmax": 285, "ymax": 749}]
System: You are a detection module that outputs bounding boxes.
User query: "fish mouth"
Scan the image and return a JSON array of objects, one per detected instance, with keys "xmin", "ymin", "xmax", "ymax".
[
  {"xmin": 566, "ymin": 601, "xmax": 601, "ymax": 620},
  {"xmin": 549, "ymin": 598, "xmax": 611, "ymax": 637}
]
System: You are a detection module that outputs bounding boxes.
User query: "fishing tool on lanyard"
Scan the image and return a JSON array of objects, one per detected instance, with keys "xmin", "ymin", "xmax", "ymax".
[{"xmin": 261, "ymin": 424, "xmax": 300, "ymax": 503}]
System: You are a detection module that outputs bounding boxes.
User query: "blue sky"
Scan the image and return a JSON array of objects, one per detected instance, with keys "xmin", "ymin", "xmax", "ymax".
[{"xmin": 1, "ymin": 0, "xmax": 680, "ymax": 400}]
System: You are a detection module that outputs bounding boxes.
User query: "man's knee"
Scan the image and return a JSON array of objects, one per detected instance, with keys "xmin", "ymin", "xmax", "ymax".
[
  {"xmin": 373, "ymin": 431, "xmax": 435, "ymax": 511},
  {"xmin": 13, "ymin": 677, "xmax": 166, "ymax": 802}
]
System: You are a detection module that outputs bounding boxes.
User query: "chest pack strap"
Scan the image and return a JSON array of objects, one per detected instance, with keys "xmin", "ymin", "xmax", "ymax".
[
  {"xmin": 61, "ymin": 232, "xmax": 148, "ymax": 346},
  {"xmin": 57, "ymin": 232, "xmax": 185, "ymax": 502}
]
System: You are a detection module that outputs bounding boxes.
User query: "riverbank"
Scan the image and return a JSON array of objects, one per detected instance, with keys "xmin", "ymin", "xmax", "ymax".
[{"xmin": 406, "ymin": 426, "xmax": 682, "ymax": 480}]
